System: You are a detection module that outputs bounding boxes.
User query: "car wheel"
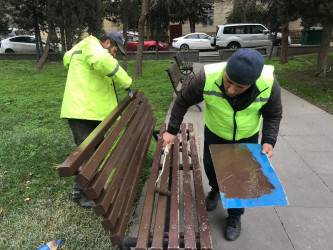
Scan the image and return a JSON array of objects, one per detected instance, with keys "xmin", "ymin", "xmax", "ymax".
[
  {"xmin": 148, "ymin": 46, "xmax": 156, "ymax": 51},
  {"xmin": 180, "ymin": 44, "xmax": 189, "ymax": 50},
  {"xmin": 227, "ymin": 42, "xmax": 240, "ymax": 50},
  {"xmin": 5, "ymin": 49, "xmax": 15, "ymax": 53}
]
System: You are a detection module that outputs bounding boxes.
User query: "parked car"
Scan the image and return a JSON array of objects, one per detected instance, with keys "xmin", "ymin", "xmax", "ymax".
[
  {"xmin": 126, "ymin": 34, "xmax": 169, "ymax": 51},
  {"xmin": 0, "ymin": 35, "xmax": 62, "ymax": 53},
  {"xmin": 172, "ymin": 33, "xmax": 214, "ymax": 50},
  {"xmin": 215, "ymin": 23, "xmax": 291, "ymax": 49}
]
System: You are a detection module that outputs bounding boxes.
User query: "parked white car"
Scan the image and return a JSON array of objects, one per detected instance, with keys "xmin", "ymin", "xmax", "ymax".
[
  {"xmin": 215, "ymin": 23, "xmax": 291, "ymax": 49},
  {"xmin": 172, "ymin": 33, "xmax": 214, "ymax": 50},
  {"xmin": 0, "ymin": 35, "xmax": 62, "ymax": 53}
]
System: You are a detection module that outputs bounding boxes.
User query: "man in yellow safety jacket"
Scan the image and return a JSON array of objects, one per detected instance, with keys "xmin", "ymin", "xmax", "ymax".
[
  {"xmin": 163, "ymin": 49, "xmax": 282, "ymax": 241},
  {"xmin": 61, "ymin": 31, "xmax": 132, "ymax": 209}
]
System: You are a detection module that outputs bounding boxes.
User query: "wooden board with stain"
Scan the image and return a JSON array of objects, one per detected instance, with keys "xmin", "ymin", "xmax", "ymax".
[{"xmin": 209, "ymin": 143, "xmax": 288, "ymax": 208}]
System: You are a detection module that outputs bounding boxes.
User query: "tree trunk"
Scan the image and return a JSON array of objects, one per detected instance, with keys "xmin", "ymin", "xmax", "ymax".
[
  {"xmin": 122, "ymin": 9, "xmax": 129, "ymax": 71},
  {"xmin": 316, "ymin": 22, "xmax": 332, "ymax": 77},
  {"xmin": 32, "ymin": 5, "xmax": 40, "ymax": 61},
  {"xmin": 155, "ymin": 22, "xmax": 159, "ymax": 60},
  {"xmin": 60, "ymin": 26, "xmax": 66, "ymax": 52},
  {"xmin": 269, "ymin": 33, "xmax": 277, "ymax": 60},
  {"xmin": 37, "ymin": 35, "xmax": 51, "ymax": 70},
  {"xmin": 190, "ymin": 20, "xmax": 195, "ymax": 33},
  {"xmin": 135, "ymin": 0, "xmax": 149, "ymax": 77},
  {"xmin": 279, "ymin": 23, "xmax": 289, "ymax": 65}
]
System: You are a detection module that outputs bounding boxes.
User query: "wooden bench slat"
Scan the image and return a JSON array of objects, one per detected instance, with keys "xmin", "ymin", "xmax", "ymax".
[
  {"xmin": 101, "ymin": 108, "xmax": 153, "ymax": 217},
  {"xmin": 109, "ymin": 116, "xmax": 157, "ymax": 244},
  {"xmin": 94, "ymin": 107, "xmax": 153, "ymax": 216},
  {"xmin": 151, "ymin": 141, "xmax": 171, "ymax": 249},
  {"xmin": 181, "ymin": 124, "xmax": 196, "ymax": 249},
  {"xmin": 85, "ymin": 99, "xmax": 149, "ymax": 200},
  {"xmin": 189, "ymin": 124, "xmax": 213, "ymax": 250},
  {"xmin": 168, "ymin": 135, "xmax": 180, "ymax": 249},
  {"xmin": 74, "ymin": 92, "xmax": 145, "ymax": 186},
  {"xmin": 100, "ymin": 110, "xmax": 154, "ymax": 229},
  {"xmin": 57, "ymin": 90, "xmax": 139, "ymax": 177},
  {"xmin": 135, "ymin": 124, "xmax": 166, "ymax": 250}
]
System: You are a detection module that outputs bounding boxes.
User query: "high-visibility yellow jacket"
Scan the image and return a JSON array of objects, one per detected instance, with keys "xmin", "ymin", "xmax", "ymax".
[
  {"xmin": 61, "ymin": 35, "xmax": 132, "ymax": 121},
  {"xmin": 203, "ymin": 62, "xmax": 274, "ymax": 141}
]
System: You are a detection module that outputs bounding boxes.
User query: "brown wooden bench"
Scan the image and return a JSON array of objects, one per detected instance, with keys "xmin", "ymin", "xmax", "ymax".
[
  {"xmin": 174, "ymin": 53, "xmax": 195, "ymax": 76},
  {"xmin": 57, "ymin": 90, "xmax": 211, "ymax": 249},
  {"xmin": 165, "ymin": 62, "xmax": 202, "ymax": 112}
]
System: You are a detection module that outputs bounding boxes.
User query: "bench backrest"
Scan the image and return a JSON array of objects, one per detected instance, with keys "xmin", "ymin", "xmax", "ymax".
[
  {"xmin": 165, "ymin": 61, "xmax": 182, "ymax": 93},
  {"xmin": 57, "ymin": 89, "xmax": 157, "ymax": 244},
  {"xmin": 173, "ymin": 53, "xmax": 184, "ymax": 67}
]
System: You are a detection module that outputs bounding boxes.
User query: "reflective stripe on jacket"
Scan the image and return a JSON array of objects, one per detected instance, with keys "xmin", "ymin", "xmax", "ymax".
[
  {"xmin": 61, "ymin": 36, "xmax": 132, "ymax": 121},
  {"xmin": 203, "ymin": 62, "xmax": 274, "ymax": 141}
]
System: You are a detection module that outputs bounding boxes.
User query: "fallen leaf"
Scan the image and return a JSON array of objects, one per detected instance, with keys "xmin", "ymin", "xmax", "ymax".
[
  {"xmin": 24, "ymin": 181, "xmax": 31, "ymax": 185},
  {"xmin": 29, "ymin": 172, "xmax": 33, "ymax": 176},
  {"xmin": 24, "ymin": 198, "xmax": 30, "ymax": 202}
]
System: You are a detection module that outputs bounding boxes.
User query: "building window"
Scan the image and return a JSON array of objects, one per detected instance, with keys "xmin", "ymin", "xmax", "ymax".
[{"xmin": 203, "ymin": 9, "xmax": 214, "ymax": 27}]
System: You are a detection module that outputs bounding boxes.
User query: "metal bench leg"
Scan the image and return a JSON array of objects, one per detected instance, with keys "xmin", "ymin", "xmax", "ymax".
[{"xmin": 119, "ymin": 237, "xmax": 137, "ymax": 250}]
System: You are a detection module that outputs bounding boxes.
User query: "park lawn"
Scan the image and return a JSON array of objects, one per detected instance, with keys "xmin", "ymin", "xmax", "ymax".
[
  {"xmin": 0, "ymin": 59, "xmax": 173, "ymax": 249},
  {"xmin": 265, "ymin": 52, "xmax": 333, "ymax": 115}
]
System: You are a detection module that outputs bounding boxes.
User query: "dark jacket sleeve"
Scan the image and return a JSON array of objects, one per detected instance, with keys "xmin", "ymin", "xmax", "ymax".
[
  {"xmin": 167, "ymin": 69, "xmax": 206, "ymax": 135},
  {"xmin": 260, "ymin": 75, "xmax": 283, "ymax": 147}
]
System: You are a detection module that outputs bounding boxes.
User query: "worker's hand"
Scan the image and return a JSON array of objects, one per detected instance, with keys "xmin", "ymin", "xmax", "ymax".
[
  {"xmin": 162, "ymin": 132, "xmax": 177, "ymax": 150},
  {"xmin": 262, "ymin": 143, "xmax": 274, "ymax": 158}
]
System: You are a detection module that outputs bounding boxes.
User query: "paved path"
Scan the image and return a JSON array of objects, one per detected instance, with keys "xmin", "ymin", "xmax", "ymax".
[{"xmin": 164, "ymin": 62, "xmax": 333, "ymax": 249}]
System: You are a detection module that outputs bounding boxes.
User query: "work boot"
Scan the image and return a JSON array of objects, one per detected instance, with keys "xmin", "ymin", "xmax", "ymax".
[
  {"xmin": 205, "ymin": 189, "xmax": 219, "ymax": 211},
  {"xmin": 72, "ymin": 182, "xmax": 95, "ymax": 209},
  {"xmin": 225, "ymin": 215, "xmax": 241, "ymax": 241}
]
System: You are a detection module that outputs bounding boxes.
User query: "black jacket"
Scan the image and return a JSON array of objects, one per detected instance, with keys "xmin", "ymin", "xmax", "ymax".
[{"xmin": 167, "ymin": 68, "xmax": 283, "ymax": 147}]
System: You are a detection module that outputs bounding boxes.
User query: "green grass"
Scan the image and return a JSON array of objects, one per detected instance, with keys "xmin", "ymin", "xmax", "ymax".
[
  {"xmin": 264, "ymin": 53, "xmax": 333, "ymax": 114},
  {"xmin": 0, "ymin": 59, "xmax": 173, "ymax": 249}
]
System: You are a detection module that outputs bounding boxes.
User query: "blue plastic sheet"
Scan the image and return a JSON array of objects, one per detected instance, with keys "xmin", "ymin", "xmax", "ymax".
[{"xmin": 211, "ymin": 143, "xmax": 288, "ymax": 208}]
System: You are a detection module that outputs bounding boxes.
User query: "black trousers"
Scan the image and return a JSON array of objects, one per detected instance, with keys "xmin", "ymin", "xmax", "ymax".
[
  {"xmin": 68, "ymin": 119, "xmax": 103, "ymax": 167},
  {"xmin": 68, "ymin": 119, "xmax": 101, "ymax": 146},
  {"xmin": 203, "ymin": 125, "xmax": 259, "ymax": 216}
]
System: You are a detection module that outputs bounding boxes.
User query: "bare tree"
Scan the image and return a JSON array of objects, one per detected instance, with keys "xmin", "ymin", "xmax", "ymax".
[{"xmin": 135, "ymin": 0, "xmax": 149, "ymax": 77}]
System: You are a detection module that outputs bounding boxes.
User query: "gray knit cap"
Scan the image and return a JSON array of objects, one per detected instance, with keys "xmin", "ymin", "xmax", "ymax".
[
  {"xmin": 226, "ymin": 48, "xmax": 264, "ymax": 85},
  {"xmin": 105, "ymin": 31, "xmax": 126, "ymax": 55}
]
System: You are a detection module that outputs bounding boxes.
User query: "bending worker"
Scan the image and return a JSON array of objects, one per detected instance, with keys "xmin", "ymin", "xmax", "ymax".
[
  {"xmin": 163, "ymin": 48, "xmax": 282, "ymax": 241},
  {"xmin": 61, "ymin": 31, "xmax": 132, "ymax": 209}
]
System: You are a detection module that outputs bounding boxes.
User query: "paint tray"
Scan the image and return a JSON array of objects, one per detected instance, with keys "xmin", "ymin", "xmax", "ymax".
[{"xmin": 209, "ymin": 143, "xmax": 288, "ymax": 208}]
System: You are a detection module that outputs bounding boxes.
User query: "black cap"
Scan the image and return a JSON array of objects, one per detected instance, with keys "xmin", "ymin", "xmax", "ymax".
[
  {"xmin": 226, "ymin": 48, "xmax": 264, "ymax": 85},
  {"xmin": 105, "ymin": 31, "xmax": 126, "ymax": 55}
]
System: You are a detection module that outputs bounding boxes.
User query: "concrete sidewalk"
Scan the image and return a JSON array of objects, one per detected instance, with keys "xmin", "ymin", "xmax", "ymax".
[{"xmin": 164, "ymin": 62, "xmax": 333, "ymax": 249}]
